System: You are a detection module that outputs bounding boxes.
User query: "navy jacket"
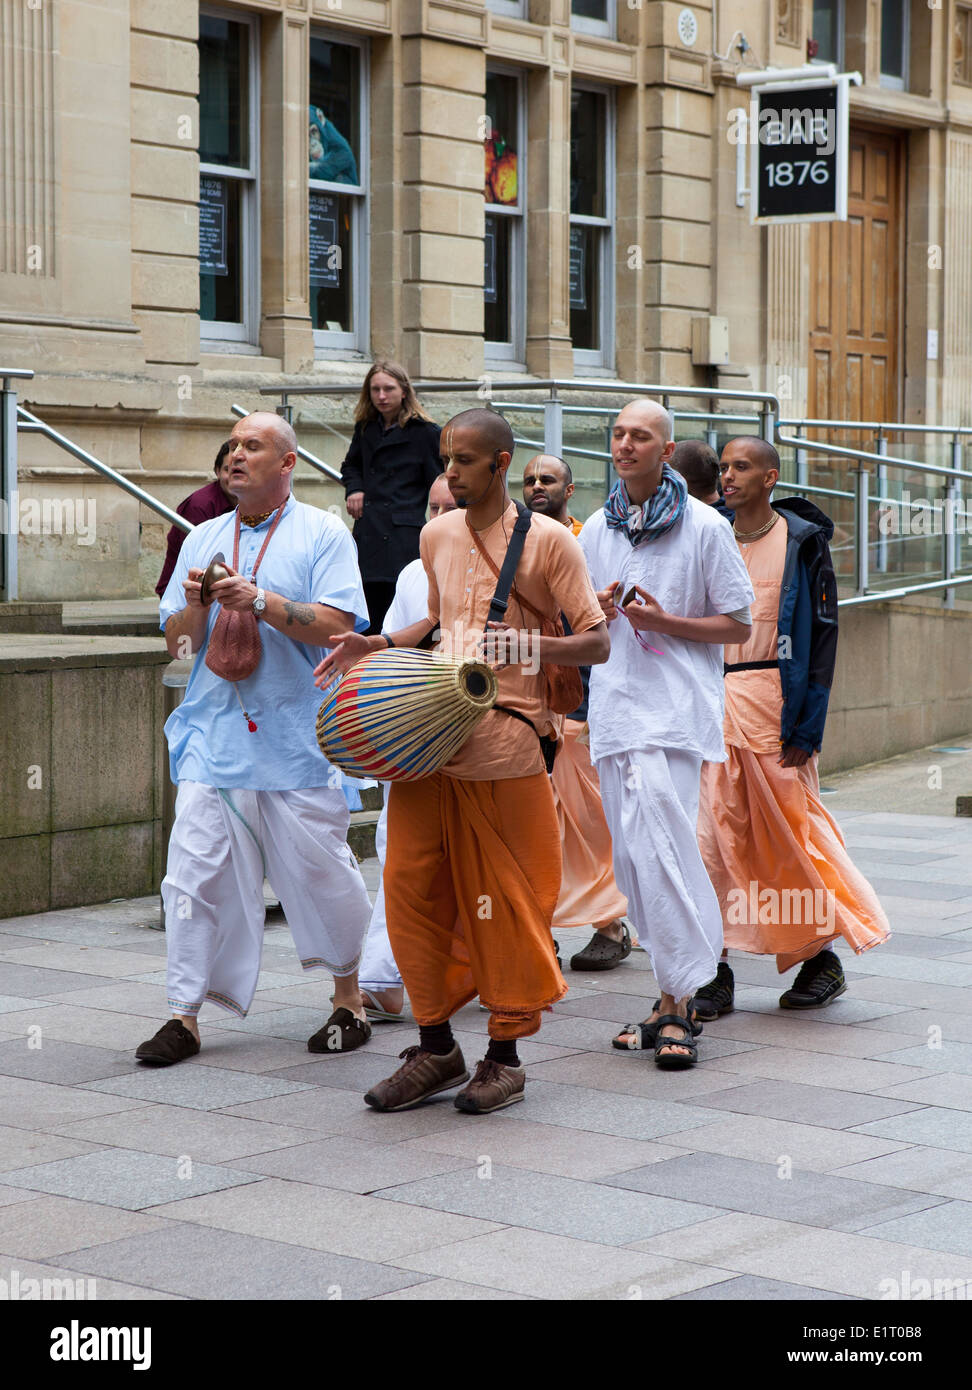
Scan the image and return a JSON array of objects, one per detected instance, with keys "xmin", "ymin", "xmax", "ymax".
[
  {"xmin": 772, "ymin": 498, "xmax": 838, "ymax": 753},
  {"xmin": 341, "ymin": 416, "xmax": 442, "ymax": 584}
]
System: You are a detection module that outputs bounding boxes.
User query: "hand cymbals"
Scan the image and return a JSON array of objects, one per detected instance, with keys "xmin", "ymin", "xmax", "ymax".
[{"xmin": 200, "ymin": 552, "xmax": 232, "ymax": 606}]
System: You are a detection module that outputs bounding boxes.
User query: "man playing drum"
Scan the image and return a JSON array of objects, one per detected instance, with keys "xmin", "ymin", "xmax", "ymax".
[{"xmin": 315, "ymin": 409, "xmax": 608, "ymax": 1113}]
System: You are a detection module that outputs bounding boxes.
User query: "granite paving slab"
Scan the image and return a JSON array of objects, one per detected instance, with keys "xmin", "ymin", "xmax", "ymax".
[
  {"xmin": 870, "ymin": 1039, "xmax": 972, "ymax": 1075},
  {"xmin": 82, "ymin": 1064, "xmax": 312, "ymax": 1112},
  {"xmin": 391, "ymin": 1227, "xmax": 732, "ymax": 1300},
  {"xmin": 509, "ymin": 1051, "xmax": 751, "ymax": 1099},
  {"xmin": 373, "ymin": 1277, "xmax": 533, "ymax": 1300},
  {"xmin": 0, "ymin": 966, "xmax": 119, "ymax": 998},
  {"xmin": 636, "ymin": 1212, "xmax": 972, "ymax": 1299},
  {"xmin": 847, "ymin": 976, "xmax": 972, "ymax": 1013},
  {"xmin": 657, "ymin": 1113, "xmax": 910, "ymax": 1170},
  {"xmin": 0, "ymin": 996, "xmax": 55, "ymax": 1016},
  {"xmin": 699, "ymin": 1014, "xmax": 911, "ymax": 1058},
  {"xmin": 0, "ymin": 945, "xmax": 165, "ymax": 978},
  {"xmin": 489, "ymin": 1079, "xmax": 720, "ymax": 1141},
  {"xmin": 600, "ymin": 1151, "xmax": 946, "ymax": 1232},
  {"xmin": 0, "ymin": 1005, "xmax": 161, "ymax": 1052},
  {"xmin": 833, "ymin": 1146, "xmax": 972, "ymax": 1199},
  {"xmin": 694, "ymin": 1044, "xmax": 934, "ymax": 1093},
  {"xmin": 190, "ymin": 1031, "xmax": 328, "ymax": 1075},
  {"xmin": 205, "ymin": 1006, "xmax": 329, "ymax": 1041},
  {"xmin": 0, "ymin": 1251, "xmax": 182, "ymax": 1301},
  {"xmin": 42, "ymin": 981, "xmax": 268, "ymax": 1016},
  {"xmin": 219, "ymin": 1085, "xmax": 458, "ymax": 1142},
  {"xmin": 672, "ymin": 1274, "xmax": 857, "ymax": 1300},
  {"xmin": 851, "ymin": 1106, "xmax": 972, "ymax": 1152},
  {"xmin": 402, "ymin": 1118, "xmax": 693, "ymax": 1180},
  {"xmin": 690, "ymin": 1078, "xmax": 924, "ymax": 1129},
  {"xmin": 842, "ymin": 953, "xmax": 972, "ymax": 987},
  {"xmin": 857, "ymin": 1010, "xmax": 972, "ymax": 1044},
  {"xmin": 859, "ymin": 1200, "xmax": 972, "ymax": 1258},
  {"xmin": 875, "ymin": 1073, "xmax": 972, "ymax": 1111},
  {"xmin": 51, "ymin": 1103, "xmax": 315, "ymax": 1164},
  {"xmin": 0, "ymin": 1037, "xmax": 135, "ymax": 1086},
  {"xmin": 0, "ymin": 1147, "xmax": 261, "ymax": 1211},
  {"xmin": 0, "ymin": 1186, "xmax": 41, "ymax": 1208},
  {"xmin": 231, "ymin": 1135, "xmax": 474, "ymax": 1192},
  {"xmin": 148, "ymin": 1177, "xmax": 504, "ymax": 1263},
  {"xmin": 0, "ymin": 1194, "xmax": 167, "ymax": 1258},
  {"xmin": 0, "ymin": 1077, "xmax": 144, "ymax": 1130},
  {"xmin": 59, "ymin": 1224, "xmax": 428, "ymax": 1301},
  {"xmin": 268, "ymin": 1049, "xmax": 420, "ymax": 1093},
  {"xmin": 0, "ymin": 1124, "xmax": 102, "ymax": 1174},
  {"xmin": 375, "ymin": 1164, "xmax": 722, "ymax": 1246}
]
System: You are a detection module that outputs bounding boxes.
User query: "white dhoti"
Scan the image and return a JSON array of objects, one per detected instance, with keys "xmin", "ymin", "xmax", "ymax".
[
  {"xmin": 162, "ymin": 781, "xmax": 371, "ymax": 1018},
  {"xmin": 357, "ymin": 793, "xmax": 403, "ymax": 992},
  {"xmin": 596, "ymin": 748, "xmax": 721, "ymax": 1001}
]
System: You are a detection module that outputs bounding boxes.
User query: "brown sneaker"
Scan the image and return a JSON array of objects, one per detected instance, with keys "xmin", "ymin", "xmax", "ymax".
[
  {"xmin": 364, "ymin": 1044, "xmax": 469, "ymax": 1112},
  {"xmin": 454, "ymin": 1058, "xmax": 525, "ymax": 1114}
]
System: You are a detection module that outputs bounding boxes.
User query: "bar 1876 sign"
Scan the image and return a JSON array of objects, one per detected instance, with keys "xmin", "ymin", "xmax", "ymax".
[{"xmin": 734, "ymin": 66, "xmax": 861, "ymax": 225}]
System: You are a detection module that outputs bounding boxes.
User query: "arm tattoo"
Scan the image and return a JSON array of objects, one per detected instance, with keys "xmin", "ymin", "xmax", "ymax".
[{"xmin": 283, "ymin": 600, "xmax": 317, "ymax": 627}]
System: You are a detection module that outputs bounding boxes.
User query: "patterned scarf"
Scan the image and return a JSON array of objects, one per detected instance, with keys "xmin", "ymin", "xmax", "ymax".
[{"xmin": 604, "ymin": 465, "xmax": 688, "ymax": 546}]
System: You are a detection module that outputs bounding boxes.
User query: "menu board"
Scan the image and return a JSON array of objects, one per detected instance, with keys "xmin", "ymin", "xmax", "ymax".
[
  {"xmin": 569, "ymin": 226, "xmax": 586, "ymax": 310},
  {"xmin": 199, "ymin": 177, "xmax": 228, "ymax": 276},
  {"xmin": 309, "ymin": 192, "xmax": 341, "ymax": 288}
]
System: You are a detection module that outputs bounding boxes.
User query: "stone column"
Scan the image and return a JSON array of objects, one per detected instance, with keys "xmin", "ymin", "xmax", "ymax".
[
  {"xmin": 525, "ymin": 65, "xmax": 573, "ymax": 378},
  {"xmin": 400, "ymin": 35, "xmax": 485, "ymax": 380},
  {"xmin": 259, "ymin": 11, "xmax": 315, "ymax": 371}
]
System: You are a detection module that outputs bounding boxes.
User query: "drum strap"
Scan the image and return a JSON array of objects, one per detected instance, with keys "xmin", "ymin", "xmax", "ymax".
[{"xmin": 484, "ymin": 500, "xmax": 533, "ymax": 628}]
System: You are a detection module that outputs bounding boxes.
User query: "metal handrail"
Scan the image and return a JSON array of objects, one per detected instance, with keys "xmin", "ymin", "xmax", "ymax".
[
  {"xmin": 16, "ymin": 406, "xmax": 192, "ymax": 532},
  {"xmin": 230, "ymin": 404, "xmax": 343, "ymax": 483},
  {"xmin": 839, "ymin": 573, "xmax": 972, "ymax": 607},
  {"xmin": 258, "ymin": 377, "xmax": 783, "ymax": 409},
  {"xmin": 782, "ymin": 417, "xmax": 972, "ymax": 437},
  {"xmin": 776, "ymin": 431, "xmax": 972, "ymax": 482}
]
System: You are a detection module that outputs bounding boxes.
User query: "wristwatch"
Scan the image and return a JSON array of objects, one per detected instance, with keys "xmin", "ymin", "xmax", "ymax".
[{"xmin": 252, "ymin": 587, "xmax": 267, "ymax": 618}]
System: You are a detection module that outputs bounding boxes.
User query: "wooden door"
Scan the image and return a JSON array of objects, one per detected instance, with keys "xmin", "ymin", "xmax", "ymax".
[{"xmin": 808, "ymin": 128, "xmax": 904, "ymax": 429}]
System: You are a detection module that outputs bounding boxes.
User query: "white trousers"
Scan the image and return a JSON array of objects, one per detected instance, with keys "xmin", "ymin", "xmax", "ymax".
[
  {"xmin": 162, "ymin": 781, "xmax": 372, "ymax": 1018},
  {"xmin": 597, "ymin": 748, "xmax": 721, "ymax": 1001},
  {"xmin": 358, "ymin": 792, "xmax": 403, "ymax": 991}
]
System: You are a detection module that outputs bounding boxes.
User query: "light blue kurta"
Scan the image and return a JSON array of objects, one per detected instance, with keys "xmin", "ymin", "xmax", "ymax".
[{"xmin": 159, "ymin": 497, "xmax": 368, "ymax": 790}]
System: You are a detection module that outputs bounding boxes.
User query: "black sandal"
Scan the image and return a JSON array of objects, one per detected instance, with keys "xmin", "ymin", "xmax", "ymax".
[
  {"xmin": 307, "ymin": 1007, "xmax": 372, "ymax": 1054},
  {"xmin": 612, "ymin": 1001, "xmax": 702, "ymax": 1051},
  {"xmin": 653, "ymin": 1014, "xmax": 699, "ymax": 1069}
]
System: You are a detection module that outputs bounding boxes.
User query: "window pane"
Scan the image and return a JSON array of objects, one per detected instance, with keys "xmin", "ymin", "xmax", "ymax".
[
  {"xmin": 199, "ymin": 175, "xmax": 242, "ymax": 323},
  {"xmin": 569, "ymin": 222, "xmax": 601, "ymax": 351},
  {"xmin": 880, "ymin": 0, "xmax": 906, "ymax": 79},
  {"xmin": 811, "ymin": 0, "xmax": 840, "ymax": 65},
  {"xmin": 570, "ymin": 89, "xmax": 605, "ymax": 218},
  {"xmin": 485, "ymin": 73, "xmax": 519, "ymax": 206},
  {"xmin": 310, "ymin": 190, "xmax": 354, "ymax": 332},
  {"xmin": 572, "ymin": 0, "xmax": 608, "ymax": 19},
  {"xmin": 199, "ymin": 16, "xmax": 249, "ymax": 169},
  {"xmin": 484, "ymin": 213, "xmax": 511, "ymax": 343},
  {"xmin": 309, "ymin": 38, "xmax": 360, "ymax": 184}
]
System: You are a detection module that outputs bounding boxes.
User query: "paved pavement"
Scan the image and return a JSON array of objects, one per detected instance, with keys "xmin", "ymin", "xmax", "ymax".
[{"xmin": 2, "ymin": 741, "xmax": 972, "ymax": 1302}]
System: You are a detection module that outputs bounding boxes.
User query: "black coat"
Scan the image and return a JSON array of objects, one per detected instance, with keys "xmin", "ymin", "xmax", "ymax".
[{"xmin": 341, "ymin": 417, "xmax": 443, "ymax": 583}]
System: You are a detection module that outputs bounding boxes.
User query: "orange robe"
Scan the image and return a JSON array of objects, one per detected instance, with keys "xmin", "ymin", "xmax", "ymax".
[
  {"xmin": 385, "ymin": 772, "xmax": 564, "ymax": 1039},
  {"xmin": 551, "ymin": 718, "xmax": 628, "ymax": 930},
  {"xmin": 698, "ymin": 519, "xmax": 889, "ymax": 972}
]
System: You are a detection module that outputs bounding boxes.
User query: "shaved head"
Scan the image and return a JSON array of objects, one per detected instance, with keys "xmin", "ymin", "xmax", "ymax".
[
  {"xmin": 443, "ymin": 408, "xmax": 514, "ymax": 458},
  {"xmin": 525, "ymin": 454, "xmax": 572, "ymax": 486},
  {"xmin": 723, "ymin": 436, "xmax": 780, "ymax": 471},
  {"xmin": 615, "ymin": 398, "xmax": 674, "ymax": 444},
  {"xmin": 428, "ymin": 473, "xmax": 456, "ymax": 517},
  {"xmin": 239, "ymin": 411, "xmax": 298, "ymax": 458}
]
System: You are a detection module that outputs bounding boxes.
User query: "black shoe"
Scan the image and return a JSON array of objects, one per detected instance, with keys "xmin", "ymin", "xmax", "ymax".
[
  {"xmin": 135, "ymin": 1019, "xmax": 200, "ymax": 1066},
  {"xmin": 569, "ymin": 922, "xmax": 631, "ymax": 972},
  {"xmin": 779, "ymin": 950, "xmax": 846, "ymax": 1009},
  {"xmin": 691, "ymin": 962, "xmax": 734, "ymax": 1022}
]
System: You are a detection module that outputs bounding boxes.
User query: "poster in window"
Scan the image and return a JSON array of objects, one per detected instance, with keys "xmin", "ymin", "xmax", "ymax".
[
  {"xmin": 484, "ymin": 220, "xmax": 497, "ymax": 304},
  {"xmin": 569, "ymin": 226, "xmax": 586, "ymax": 310},
  {"xmin": 309, "ymin": 192, "xmax": 341, "ymax": 288},
  {"xmin": 199, "ymin": 177, "xmax": 228, "ymax": 276}
]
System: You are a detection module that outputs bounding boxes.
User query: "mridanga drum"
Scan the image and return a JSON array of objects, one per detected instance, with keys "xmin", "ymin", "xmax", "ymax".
[{"xmin": 316, "ymin": 649, "xmax": 498, "ymax": 781}]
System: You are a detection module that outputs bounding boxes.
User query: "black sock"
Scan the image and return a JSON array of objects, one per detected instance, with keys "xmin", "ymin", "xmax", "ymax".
[
  {"xmin": 419, "ymin": 1022, "xmax": 455, "ymax": 1056},
  {"xmin": 486, "ymin": 1038, "xmax": 520, "ymax": 1068}
]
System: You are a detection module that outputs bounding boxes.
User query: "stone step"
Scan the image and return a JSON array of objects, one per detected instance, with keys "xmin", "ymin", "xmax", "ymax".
[{"xmin": 348, "ymin": 809, "xmax": 379, "ymax": 860}]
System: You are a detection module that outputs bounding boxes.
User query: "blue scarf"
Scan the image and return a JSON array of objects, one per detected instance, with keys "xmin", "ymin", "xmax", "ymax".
[{"xmin": 604, "ymin": 465, "xmax": 688, "ymax": 546}]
